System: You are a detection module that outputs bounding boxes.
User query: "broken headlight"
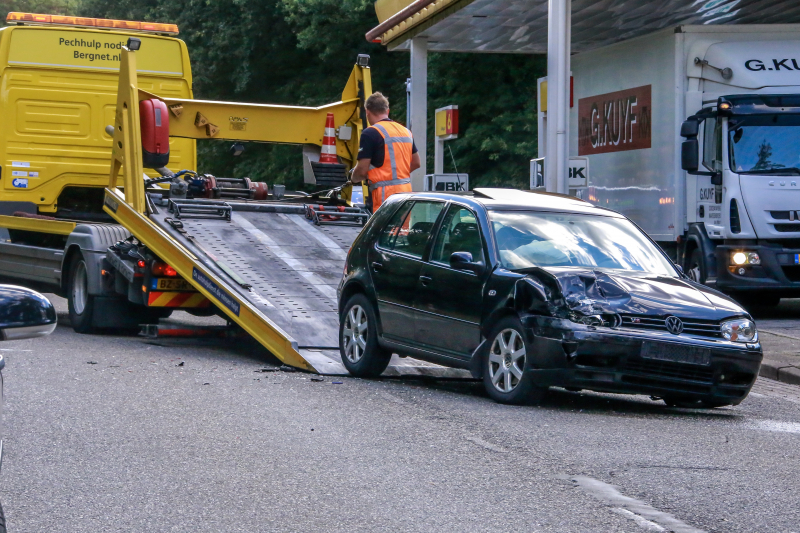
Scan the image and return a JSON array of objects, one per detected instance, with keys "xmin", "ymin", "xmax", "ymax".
[
  {"xmin": 569, "ymin": 313, "xmax": 621, "ymax": 328},
  {"xmin": 720, "ymin": 318, "xmax": 757, "ymax": 342}
]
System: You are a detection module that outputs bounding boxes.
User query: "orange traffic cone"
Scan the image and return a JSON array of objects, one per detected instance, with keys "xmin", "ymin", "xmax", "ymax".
[{"xmin": 319, "ymin": 113, "xmax": 338, "ymax": 164}]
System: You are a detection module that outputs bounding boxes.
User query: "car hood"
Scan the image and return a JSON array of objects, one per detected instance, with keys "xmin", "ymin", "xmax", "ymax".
[{"xmin": 516, "ymin": 267, "xmax": 747, "ymax": 321}]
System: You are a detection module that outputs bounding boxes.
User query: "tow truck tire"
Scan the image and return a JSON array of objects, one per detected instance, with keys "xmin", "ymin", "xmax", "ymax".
[
  {"xmin": 339, "ymin": 294, "xmax": 391, "ymax": 378},
  {"xmin": 685, "ymin": 248, "xmax": 706, "ymax": 284},
  {"xmin": 483, "ymin": 316, "xmax": 547, "ymax": 405},
  {"xmin": 67, "ymin": 253, "xmax": 95, "ymax": 333}
]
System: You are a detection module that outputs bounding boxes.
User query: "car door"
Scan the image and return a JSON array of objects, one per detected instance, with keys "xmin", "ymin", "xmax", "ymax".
[
  {"xmin": 414, "ymin": 205, "xmax": 487, "ymax": 357},
  {"xmin": 367, "ymin": 200, "xmax": 445, "ymax": 342}
]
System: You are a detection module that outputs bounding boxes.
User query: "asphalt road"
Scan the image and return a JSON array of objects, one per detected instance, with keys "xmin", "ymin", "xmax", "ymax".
[{"xmin": 1, "ymin": 296, "xmax": 799, "ymax": 532}]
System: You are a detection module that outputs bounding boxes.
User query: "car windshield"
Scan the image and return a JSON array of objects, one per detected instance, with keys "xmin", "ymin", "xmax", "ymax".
[
  {"xmin": 729, "ymin": 115, "xmax": 800, "ymax": 174},
  {"xmin": 489, "ymin": 211, "xmax": 677, "ymax": 277}
]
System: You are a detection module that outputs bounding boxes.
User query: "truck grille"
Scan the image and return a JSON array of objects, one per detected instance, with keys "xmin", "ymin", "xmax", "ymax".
[
  {"xmin": 619, "ymin": 315, "xmax": 721, "ymax": 338},
  {"xmin": 773, "ymin": 223, "xmax": 800, "ymax": 233}
]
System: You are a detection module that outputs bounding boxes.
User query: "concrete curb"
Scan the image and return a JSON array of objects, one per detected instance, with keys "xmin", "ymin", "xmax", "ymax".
[{"xmin": 760, "ymin": 359, "xmax": 800, "ymax": 386}]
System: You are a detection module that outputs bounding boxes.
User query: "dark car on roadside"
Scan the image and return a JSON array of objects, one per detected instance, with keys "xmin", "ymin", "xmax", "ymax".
[
  {"xmin": 337, "ymin": 188, "xmax": 763, "ymax": 407},
  {"xmin": 0, "ymin": 284, "xmax": 57, "ymax": 532}
]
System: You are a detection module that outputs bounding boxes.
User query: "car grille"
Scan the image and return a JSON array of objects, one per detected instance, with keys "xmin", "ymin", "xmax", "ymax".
[
  {"xmin": 623, "ymin": 358, "xmax": 715, "ymax": 383},
  {"xmin": 619, "ymin": 315, "xmax": 721, "ymax": 338}
]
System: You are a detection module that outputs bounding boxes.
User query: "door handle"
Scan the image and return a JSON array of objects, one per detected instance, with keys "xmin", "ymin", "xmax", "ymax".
[
  {"xmin": 371, "ymin": 262, "xmax": 383, "ymax": 272},
  {"xmin": 419, "ymin": 275, "xmax": 432, "ymax": 286}
]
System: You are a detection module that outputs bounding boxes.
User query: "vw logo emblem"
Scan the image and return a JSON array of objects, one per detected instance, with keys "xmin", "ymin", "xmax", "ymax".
[{"xmin": 665, "ymin": 316, "xmax": 684, "ymax": 335}]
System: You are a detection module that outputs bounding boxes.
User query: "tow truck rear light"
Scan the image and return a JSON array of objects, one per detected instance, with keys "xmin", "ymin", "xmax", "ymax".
[
  {"xmin": 151, "ymin": 261, "xmax": 178, "ymax": 277},
  {"xmin": 6, "ymin": 12, "xmax": 179, "ymax": 35},
  {"xmin": 137, "ymin": 260, "xmax": 146, "ymax": 269}
]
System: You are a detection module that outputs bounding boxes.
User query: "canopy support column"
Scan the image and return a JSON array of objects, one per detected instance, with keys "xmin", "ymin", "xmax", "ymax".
[
  {"xmin": 410, "ymin": 37, "xmax": 428, "ymax": 191},
  {"xmin": 546, "ymin": 0, "xmax": 571, "ymax": 194}
]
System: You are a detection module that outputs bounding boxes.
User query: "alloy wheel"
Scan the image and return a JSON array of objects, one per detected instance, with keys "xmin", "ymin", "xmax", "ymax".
[
  {"xmin": 342, "ymin": 304, "xmax": 368, "ymax": 363},
  {"xmin": 488, "ymin": 328, "xmax": 526, "ymax": 393}
]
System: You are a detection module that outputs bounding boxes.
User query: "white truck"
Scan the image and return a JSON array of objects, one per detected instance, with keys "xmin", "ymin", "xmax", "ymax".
[{"xmin": 561, "ymin": 24, "xmax": 800, "ymax": 305}]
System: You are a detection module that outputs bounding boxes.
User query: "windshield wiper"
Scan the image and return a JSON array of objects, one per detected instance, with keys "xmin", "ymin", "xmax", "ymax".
[{"xmin": 739, "ymin": 167, "xmax": 800, "ymax": 175}]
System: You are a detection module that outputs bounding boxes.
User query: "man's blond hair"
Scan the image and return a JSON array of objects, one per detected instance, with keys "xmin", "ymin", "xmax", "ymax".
[{"xmin": 365, "ymin": 92, "xmax": 390, "ymax": 114}]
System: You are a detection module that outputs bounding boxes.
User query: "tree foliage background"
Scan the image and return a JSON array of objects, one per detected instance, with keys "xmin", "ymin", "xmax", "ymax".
[{"xmin": 3, "ymin": 0, "xmax": 544, "ymax": 189}]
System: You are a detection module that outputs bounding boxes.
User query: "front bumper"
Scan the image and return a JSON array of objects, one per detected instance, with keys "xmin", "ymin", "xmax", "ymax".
[
  {"xmin": 715, "ymin": 244, "xmax": 800, "ymax": 295},
  {"xmin": 521, "ymin": 316, "xmax": 762, "ymax": 405}
]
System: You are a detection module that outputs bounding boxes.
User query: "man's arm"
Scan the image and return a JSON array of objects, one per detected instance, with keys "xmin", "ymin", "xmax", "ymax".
[
  {"xmin": 351, "ymin": 158, "xmax": 371, "ymax": 183},
  {"xmin": 410, "ymin": 152, "xmax": 421, "ymax": 173}
]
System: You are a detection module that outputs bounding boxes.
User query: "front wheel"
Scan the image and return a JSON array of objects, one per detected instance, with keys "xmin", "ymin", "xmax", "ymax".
[
  {"xmin": 67, "ymin": 253, "xmax": 94, "ymax": 333},
  {"xmin": 685, "ymin": 248, "xmax": 706, "ymax": 284},
  {"xmin": 339, "ymin": 294, "xmax": 391, "ymax": 377},
  {"xmin": 483, "ymin": 316, "xmax": 547, "ymax": 405}
]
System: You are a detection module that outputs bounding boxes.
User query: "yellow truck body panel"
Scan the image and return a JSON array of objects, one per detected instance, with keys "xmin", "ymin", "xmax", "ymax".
[{"xmin": 0, "ymin": 26, "xmax": 196, "ymax": 213}]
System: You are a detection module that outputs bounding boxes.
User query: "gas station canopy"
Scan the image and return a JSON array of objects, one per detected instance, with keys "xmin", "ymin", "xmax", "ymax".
[{"xmin": 370, "ymin": 0, "xmax": 800, "ymax": 53}]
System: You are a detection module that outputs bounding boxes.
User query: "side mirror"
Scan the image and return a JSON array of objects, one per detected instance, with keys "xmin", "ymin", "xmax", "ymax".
[
  {"xmin": 680, "ymin": 118, "xmax": 700, "ymax": 138},
  {"xmin": 681, "ymin": 138, "xmax": 700, "ymax": 172},
  {"xmin": 450, "ymin": 252, "xmax": 484, "ymax": 274},
  {"xmin": 0, "ymin": 286, "xmax": 57, "ymax": 341}
]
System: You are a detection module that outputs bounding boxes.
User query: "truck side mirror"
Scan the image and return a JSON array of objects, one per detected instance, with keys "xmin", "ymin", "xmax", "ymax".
[
  {"xmin": 681, "ymin": 139, "xmax": 700, "ymax": 172},
  {"xmin": 680, "ymin": 119, "xmax": 700, "ymax": 138}
]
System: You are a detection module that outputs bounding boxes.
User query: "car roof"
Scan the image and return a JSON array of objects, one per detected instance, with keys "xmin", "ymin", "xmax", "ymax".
[{"xmin": 399, "ymin": 188, "xmax": 625, "ymax": 218}]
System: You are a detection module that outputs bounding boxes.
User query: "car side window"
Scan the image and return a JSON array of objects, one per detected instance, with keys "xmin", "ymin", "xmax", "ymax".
[
  {"xmin": 431, "ymin": 206, "xmax": 484, "ymax": 265},
  {"xmin": 377, "ymin": 201, "xmax": 414, "ymax": 249},
  {"xmin": 379, "ymin": 201, "xmax": 443, "ymax": 258}
]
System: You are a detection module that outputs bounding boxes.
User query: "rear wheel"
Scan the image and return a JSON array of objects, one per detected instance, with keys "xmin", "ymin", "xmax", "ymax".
[
  {"xmin": 339, "ymin": 294, "xmax": 391, "ymax": 377},
  {"xmin": 483, "ymin": 316, "xmax": 547, "ymax": 405},
  {"xmin": 67, "ymin": 253, "xmax": 94, "ymax": 333}
]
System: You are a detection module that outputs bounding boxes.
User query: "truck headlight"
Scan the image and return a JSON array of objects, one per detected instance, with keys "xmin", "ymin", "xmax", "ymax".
[
  {"xmin": 721, "ymin": 318, "xmax": 757, "ymax": 342},
  {"xmin": 731, "ymin": 252, "xmax": 760, "ymax": 266}
]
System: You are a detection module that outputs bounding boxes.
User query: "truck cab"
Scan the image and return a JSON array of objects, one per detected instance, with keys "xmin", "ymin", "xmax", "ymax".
[{"xmin": 682, "ymin": 37, "xmax": 800, "ymax": 302}]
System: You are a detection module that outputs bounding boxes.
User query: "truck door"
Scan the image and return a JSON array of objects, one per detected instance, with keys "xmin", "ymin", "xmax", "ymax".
[{"xmin": 367, "ymin": 200, "xmax": 444, "ymax": 342}]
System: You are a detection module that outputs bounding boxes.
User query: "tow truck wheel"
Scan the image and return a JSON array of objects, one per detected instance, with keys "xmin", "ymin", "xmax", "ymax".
[
  {"xmin": 67, "ymin": 253, "xmax": 95, "ymax": 333},
  {"xmin": 339, "ymin": 294, "xmax": 391, "ymax": 377},
  {"xmin": 483, "ymin": 316, "xmax": 547, "ymax": 405},
  {"xmin": 685, "ymin": 248, "xmax": 706, "ymax": 284}
]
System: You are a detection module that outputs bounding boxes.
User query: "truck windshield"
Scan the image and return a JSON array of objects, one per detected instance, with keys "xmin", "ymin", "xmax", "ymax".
[
  {"xmin": 729, "ymin": 115, "xmax": 800, "ymax": 174},
  {"xmin": 489, "ymin": 211, "xmax": 677, "ymax": 277}
]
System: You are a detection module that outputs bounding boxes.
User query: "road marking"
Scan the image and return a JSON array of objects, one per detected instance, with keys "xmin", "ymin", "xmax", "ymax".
[
  {"xmin": 749, "ymin": 419, "xmax": 800, "ymax": 434},
  {"xmin": 612, "ymin": 508, "xmax": 666, "ymax": 532},
  {"xmin": 571, "ymin": 475, "xmax": 706, "ymax": 533}
]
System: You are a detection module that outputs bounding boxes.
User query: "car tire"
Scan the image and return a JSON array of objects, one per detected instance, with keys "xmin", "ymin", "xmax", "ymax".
[
  {"xmin": 482, "ymin": 316, "xmax": 547, "ymax": 405},
  {"xmin": 339, "ymin": 294, "xmax": 391, "ymax": 378},
  {"xmin": 685, "ymin": 248, "xmax": 706, "ymax": 284},
  {"xmin": 67, "ymin": 253, "xmax": 95, "ymax": 333}
]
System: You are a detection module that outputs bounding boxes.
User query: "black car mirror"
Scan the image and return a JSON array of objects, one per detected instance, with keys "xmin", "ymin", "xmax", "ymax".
[
  {"xmin": 450, "ymin": 252, "xmax": 484, "ymax": 274},
  {"xmin": 0, "ymin": 286, "xmax": 57, "ymax": 341}
]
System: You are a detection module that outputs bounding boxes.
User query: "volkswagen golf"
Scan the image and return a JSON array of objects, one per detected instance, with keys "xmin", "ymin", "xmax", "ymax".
[{"xmin": 337, "ymin": 189, "xmax": 762, "ymax": 407}]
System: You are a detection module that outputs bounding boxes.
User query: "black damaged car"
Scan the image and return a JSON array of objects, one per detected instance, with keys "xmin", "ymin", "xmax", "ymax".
[{"xmin": 337, "ymin": 188, "xmax": 762, "ymax": 407}]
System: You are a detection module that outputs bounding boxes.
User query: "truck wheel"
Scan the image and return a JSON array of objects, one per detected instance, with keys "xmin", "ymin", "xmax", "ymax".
[
  {"xmin": 67, "ymin": 253, "xmax": 95, "ymax": 333},
  {"xmin": 685, "ymin": 248, "xmax": 706, "ymax": 284},
  {"xmin": 483, "ymin": 316, "xmax": 547, "ymax": 405},
  {"xmin": 339, "ymin": 294, "xmax": 391, "ymax": 377}
]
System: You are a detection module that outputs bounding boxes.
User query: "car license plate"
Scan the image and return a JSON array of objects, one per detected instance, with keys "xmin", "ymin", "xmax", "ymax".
[
  {"xmin": 156, "ymin": 278, "xmax": 194, "ymax": 291},
  {"xmin": 640, "ymin": 341, "xmax": 711, "ymax": 366}
]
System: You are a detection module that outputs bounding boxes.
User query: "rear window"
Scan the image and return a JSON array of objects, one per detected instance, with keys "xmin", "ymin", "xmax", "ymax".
[{"xmin": 7, "ymin": 28, "xmax": 184, "ymax": 76}]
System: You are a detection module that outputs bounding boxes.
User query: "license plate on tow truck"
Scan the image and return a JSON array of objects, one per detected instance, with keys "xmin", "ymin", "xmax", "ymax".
[
  {"xmin": 641, "ymin": 341, "xmax": 711, "ymax": 366},
  {"xmin": 155, "ymin": 278, "xmax": 194, "ymax": 291}
]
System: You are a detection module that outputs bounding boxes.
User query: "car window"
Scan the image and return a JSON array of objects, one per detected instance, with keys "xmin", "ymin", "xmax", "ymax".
[
  {"xmin": 378, "ymin": 201, "xmax": 444, "ymax": 258},
  {"xmin": 431, "ymin": 206, "xmax": 484, "ymax": 265},
  {"xmin": 377, "ymin": 201, "xmax": 414, "ymax": 249}
]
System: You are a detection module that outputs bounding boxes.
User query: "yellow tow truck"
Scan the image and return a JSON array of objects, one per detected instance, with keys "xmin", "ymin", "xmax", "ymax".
[{"xmin": 0, "ymin": 13, "xmax": 376, "ymax": 373}]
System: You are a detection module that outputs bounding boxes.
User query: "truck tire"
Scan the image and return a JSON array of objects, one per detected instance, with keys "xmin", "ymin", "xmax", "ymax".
[
  {"xmin": 685, "ymin": 248, "xmax": 706, "ymax": 284},
  {"xmin": 67, "ymin": 253, "xmax": 95, "ymax": 333}
]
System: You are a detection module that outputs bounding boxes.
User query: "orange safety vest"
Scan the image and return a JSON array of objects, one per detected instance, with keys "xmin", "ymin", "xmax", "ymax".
[{"xmin": 367, "ymin": 121, "xmax": 414, "ymax": 211}]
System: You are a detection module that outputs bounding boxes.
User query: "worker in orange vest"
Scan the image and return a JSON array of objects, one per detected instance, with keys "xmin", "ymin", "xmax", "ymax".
[{"xmin": 350, "ymin": 92, "xmax": 420, "ymax": 212}]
